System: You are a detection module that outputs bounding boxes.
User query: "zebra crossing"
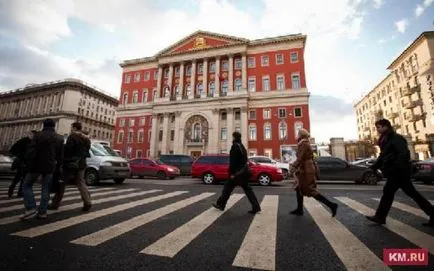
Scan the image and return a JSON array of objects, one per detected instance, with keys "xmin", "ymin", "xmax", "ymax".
[{"xmin": 0, "ymin": 183, "xmax": 433, "ymax": 270}]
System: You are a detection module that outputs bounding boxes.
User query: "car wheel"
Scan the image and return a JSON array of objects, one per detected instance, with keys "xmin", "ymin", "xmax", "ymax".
[
  {"xmin": 157, "ymin": 171, "xmax": 166, "ymax": 180},
  {"xmin": 138, "ymin": 175, "xmax": 144, "ymax": 179},
  {"xmin": 202, "ymin": 172, "xmax": 215, "ymax": 184},
  {"xmin": 85, "ymin": 169, "xmax": 99, "ymax": 186},
  {"xmin": 282, "ymin": 169, "xmax": 289, "ymax": 179},
  {"xmin": 169, "ymin": 177, "xmax": 175, "ymax": 180},
  {"xmin": 362, "ymin": 171, "xmax": 378, "ymax": 185},
  {"xmin": 114, "ymin": 178, "xmax": 125, "ymax": 184},
  {"xmin": 258, "ymin": 173, "xmax": 271, "ymax": 186}
]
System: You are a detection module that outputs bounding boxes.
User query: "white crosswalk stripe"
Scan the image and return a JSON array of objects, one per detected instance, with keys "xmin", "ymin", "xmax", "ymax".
[{"xmin": 372, "ymin": 198, "xmax": 429, "ymax": 219}]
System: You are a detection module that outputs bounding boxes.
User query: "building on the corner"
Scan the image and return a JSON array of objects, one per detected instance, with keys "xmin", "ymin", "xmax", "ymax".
[
  {"xmin": 0, "ymin": 79, "xmax": 118, "ymax": 151},
  {"xmin": 114, "ymin": 30, "xmax": 310, "ymax": 159},
  {"xmin": 354, "ymin": 31, "xmax": 434, "ymax": 160}
]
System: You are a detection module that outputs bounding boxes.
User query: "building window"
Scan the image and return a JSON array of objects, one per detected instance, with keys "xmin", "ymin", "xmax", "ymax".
[
  {"xmin": 134, "ymin": 72, "xmax": 140, "ymax": 82},
  {"xmin": 128, "ymin": 130, "xmax": 134, "ymax": 143},
  {"xmin": 197, "ymin": 63, "xmax": 203, "ymax": 74},
  {"xmin": 261, "ymin": 56, "xmax": 269, "ymax": 66},
  {"xmin": 119, "ymin": 118, "xmax": 125, "ymax": 127},
  {"xmin": 221, "ymin": 128, "xmax": 227, "ymax": 140},
  {"xmin": 248, "ymin": 77, "xmax": 256, "ymax": 92},
  {"xmin": 209, "ymin": 81, "xmax": 215, "ymax": 96},
  {"xmin": 158, "ymin": 130, "xmax": 163, "ymax": 141},
  {"xmin": 221, "ymin": 80, "xmax": 228, "ymax": 95},
  {"xmin": 262, "ymin": 77, "xmax": 270, "ymax": 92},
  {"xmin": 264, "ymin": 149, "xmax": 272, "ymax": 158},
  {"xmin": 264, "ymin": 123, "xmax": 272, "ymax": 140},
  {"xmin": 142, "ymin": 89, "xmax": 148, "ymax": 103},
  {"xmin": 197, "ymin": 83, "xmax": 204, "ymax": 96},
  {"xmin": 193, "ymin": 123, "xmax": 201, "ymax": 140},
  {"xmin": 235, "ymin": 126, "xmax": 241, "ymax": 132},
  {"xmin": 222, "ymin": 60, "xmax": 229, "ymax": 71},
  {"xmin": 138, "ymin": 130, "xmax": 144, "ymax": 143},
  {"xmin": 249, "ymin": 125, "xmax": 257, "ymax": 140},
  {"xmin": 133, "ymin": 91, "xmax": 139, "ymax": 103},
  {"xmin": 129, "ymin": 119, "xmax": 135, "ymax": 127},
  {"xmin": 122, "ymin": 93, "xmax": 128, "ymax": 104},
  {"xmin": 144, "ymin": 71, "xmax": 150, "ymax": 81},
  {"xmin": 186, "ymin": 84, "xmax": 192, "ymax": 97},
  {"xmin": 164, "ymin": 68, "xmax": 169, "ymax": 78},
  {"xmin": 186, "ymin": 65, "xmax": 192, "ymax": 76},
  {"xmin": 209, "ymin": 62, "xmax": 216, "ymax": 73},
  {"xmin": 290, "ymin": 52, "xmax": 299, "ymax": 63},
  {"xmin": 235, "ymin": 78, "xmax": 242, "ymax": 91},
  {"xmin": 248, "ymin": 57, "xmax": 255, "ymax": 68},
  {"xmin": 263, "ymin": 109, "xmax": 271, "ymax": 119},
  {"xmin": 174, "ymin": 85, "xmax": 180, "ymax": 96},
  {"xmin": 175, "ymin": 67, "xmax": 180, "ymax": 77},
  {"xmin": 235, "ymin": 110, "xmax": 241, "ymax": 120},
  {"xmin": 124, "ymin": 74, "xmax": 131, "ymax": 83},
  {"xmin": 170, "ymin": 130, "xmax": 175, "ymax": 141},
  {"xmin": 140, "ymin": 117, "xmax": 145, "ymax": 126},
  {"xmin": 163, "ymin": 86, "xmax": 170, "ymax": 97},
  {"xmin": 294, "ymin": 107, "xmax": 302, "ymax": 117},
  {"xmin": 249, "ymin": 110, "xmax": 256, "ymax": 120},
  {"xmin": 152, "ymin": 89, "xmax": 157, "ymax": 101},
  {"xmin": 294, "ymin": 122, "xmax": 303, "ymax": 137},
  {"xmin": 117, "ymin": 131, "xmax": 124, "ymax": 143},
  {"xmin": 221, "ymin": 112, "xmax": 227, "ymax": 120},
  {"xmin": 292, "ymin": 74, "xmax": 300, "ymax": 89},
  {"xmin": 154, "ymin": 70, "xmax": 158, "ymax": 80},
  {"xmin": 235, "ymin": 58, "xmax": 242, "ymax": 69},
  {"xmin": 136, "ymin": 150, "xmax": 142, "ymax": 158},
  {"xmin": 277, "ymin": 75, "xmax": 285, "ymax": 90},
  {"xmin": 276, "ymin": 53, "xmax": 284, "ymax": 65},
  {"xmin": 278, "ymin": 108, "xmax": 286, "ymax": 118},
  {"xmin": 279, "ymin": 121, "xmax": 287, "ymax": 139}
]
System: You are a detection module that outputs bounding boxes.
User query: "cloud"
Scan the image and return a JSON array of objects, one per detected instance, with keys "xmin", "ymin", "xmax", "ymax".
[
  {"xmin": 373, "ymin": 0, "xmax": 383, "ymax": 9},
  {"xmin": 415, "ymin": 0, "xmax": 434, "ymax": 17},
  {"xmin": 395, "ymin": 19, "xmax": 408, "ymax": 33}
]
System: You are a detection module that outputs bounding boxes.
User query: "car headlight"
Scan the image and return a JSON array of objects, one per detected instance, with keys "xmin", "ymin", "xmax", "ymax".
[
  {"xmin": 277, "ymin": 168, "xmax": 282, "ymax": 173},
  {"xmin": 167, "ymin": 168, "xmax": 175, "ymax": 172},
  {"xmin": 100, "ymin": 161, "xmax": 112, "ymax": 166}
]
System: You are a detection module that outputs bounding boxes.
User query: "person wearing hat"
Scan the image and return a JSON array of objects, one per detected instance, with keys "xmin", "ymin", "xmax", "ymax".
[
  {"xmin": 289, "ymin": 128, "xmax": 338, "ymax": 217},
  {"xmin": 20, "ymin": 118, "xmax": 64, "ymax": 220}
]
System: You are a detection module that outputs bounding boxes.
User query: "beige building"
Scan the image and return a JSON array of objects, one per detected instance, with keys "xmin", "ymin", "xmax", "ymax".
[
  {"xmin": 0, "ymin": 79, "xmax": 118, "ymax": 152},
  {"xmin": 355, "ymin": 31, "xmax": 434, "ymax": 160}
]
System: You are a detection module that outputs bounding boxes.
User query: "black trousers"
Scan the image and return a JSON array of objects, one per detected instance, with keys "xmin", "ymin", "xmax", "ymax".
[
  {"xmin": 294, "ymin": 187, "xmax": 335, "ymax": 210},
  {"xmin": 216, "ymin": 178, "xmax": 260, "ymax": 210},
  {"xmin": 9, "ymin": 167, "xmax": 26, "ymax": 195},
  {"xmin": 375, "ymin": 173, "xmax": 433, "ymax": 219}
]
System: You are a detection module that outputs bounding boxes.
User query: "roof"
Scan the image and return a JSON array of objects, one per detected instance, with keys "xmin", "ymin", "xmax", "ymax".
[{"xmin": 387, "ymin": 31, "xmax": 434, "ymax": 70}]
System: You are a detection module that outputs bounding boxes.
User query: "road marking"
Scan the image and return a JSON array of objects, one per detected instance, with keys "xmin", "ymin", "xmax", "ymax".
[
  {"xmin": 232, "ymin": 195, "xmax": 278, "ymax": 271},
  {"xmin": 372, "ymin": 198, "xmax": 429, "ymax": 219},
  {"xmin": 71, "ymin": 192, "xmax": 215, "ymax": 246},
  {"xmin": 336, "ymin": 197, "xmax": 434, "ymax": 255},
  {"xmin": 11, "ymin": 190, "xmax": 187, "ymax": 238},
  {"xmin": 142, "ymin": 193, "xmax": 243, "ymax": 257},
  {"xmin": 0, "ymin": 189, "xmax": 159, "ymax": 226},
  {"xmin": 305, "ymin": 197, "xmax": 390, "ymax": 271},
  {"xmin": 0, "ymin": 186, "xmax": 100, "ymax": 199}
]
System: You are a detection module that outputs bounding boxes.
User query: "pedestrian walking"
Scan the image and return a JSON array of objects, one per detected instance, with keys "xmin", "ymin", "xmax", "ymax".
[
  {"xmin": 289, "ymin": 129, "xmax": 338, "ymax": 217},
  {"xmin": 212, "ymin": 132, "xmax": 261, "ymax": 214},
  {"xmin": 49, "ymin": 122, "xmax": 92, "ymax": 211},
  {"xmin": 8, "ymin": 130, "xmax": 36, "ymax": 198},
  {"xmin": 366, "ymin": 119, "xmax": 433, "ymax": 227},
  {"xmin": 20, "ymin": 119, "xmax": 64, "ymax": 220}
]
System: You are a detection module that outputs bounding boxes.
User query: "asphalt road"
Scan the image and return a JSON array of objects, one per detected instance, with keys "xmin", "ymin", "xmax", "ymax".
[{"xmin": 0, "ymin": 177, "xmax": 433, "ymax": 271}]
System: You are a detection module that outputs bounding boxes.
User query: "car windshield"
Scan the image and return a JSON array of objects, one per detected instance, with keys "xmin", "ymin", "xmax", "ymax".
[
  {"xmin": 155, "ymin": 160, "xmax": 164, "ymax": 165},
  {"xmin": 91, "ymin": 144, "xmax": 117, "ymax": 156},
  {"xmin": 0, "ymin": 155, "xmax": 13, "ymax": 162}
]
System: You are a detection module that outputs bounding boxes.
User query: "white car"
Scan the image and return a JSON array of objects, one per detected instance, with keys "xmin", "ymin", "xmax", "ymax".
[{"xmin": 248, "ymin": 156, "xmax": 290, "ymax": 179}]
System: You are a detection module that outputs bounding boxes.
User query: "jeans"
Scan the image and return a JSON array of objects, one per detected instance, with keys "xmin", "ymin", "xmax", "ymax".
[{"xmin": 22, "ymin": 173, "xmax": 53, "ymax": 214}]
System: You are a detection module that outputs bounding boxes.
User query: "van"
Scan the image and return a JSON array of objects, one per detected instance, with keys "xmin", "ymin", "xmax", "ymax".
[
  {"xmin": 85, "ymin": 142, "xmax": 131, "ymax": 185},
  {"xmin": 159, "ymin": 154, "xmax": 194, "ymax": 175}
]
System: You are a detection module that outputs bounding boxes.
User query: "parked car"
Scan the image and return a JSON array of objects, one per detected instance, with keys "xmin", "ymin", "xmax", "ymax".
[
  {"xmin": 0, "ymin": 155, "xmax": 15, "ymax": 178},
  {"xmin": 129, "ymin": 158, "xmax": 180, "ymax": 179},
  {"xmin": 159, "ymin": 154, "xmax": 194, "ymax": 175},
  {"xmin": 350, "ymin": 158, "xmax": 376, "ymax": 167},
  {"xmin": 191, "ymin": 154, "xmax": 284, "ymax": 186},
  {"xmin": 412, "ymin": 158, "xmax": 434, "ymax": 184},
  {"xmin": 85, "ymin": 142, "xmax": 131, "ymax": 185},
  {"xmin": 248, "ymin": 156, "xmax": 290, "ymax": 179},
  {"xmin": 315, "ymin": 156, "xmax": 380, "ymax": 185}
]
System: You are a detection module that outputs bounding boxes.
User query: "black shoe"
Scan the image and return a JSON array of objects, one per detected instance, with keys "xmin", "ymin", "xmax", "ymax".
[
  {"xmin": 212, "ymin": 203, "xmax": 224, "ymax": 211},
  {"xmin": 290, "ymin": 209, "xmax": 303, "ymax": 216},
  {"xmin": 82, "ymin": 204, "xmax": 92, "ymax": 212},
  {"xmin": 422, "ymin": 216, "xmax": 434, "ymax": 227},
  {"xmin": 331, "ymin": 203, "xmax": 338, "ymax": 217},
  {"xmin": 36, "ymin": 213, "xmax": 47, "ymax": 220},
  {"xmin": 47, "ymin": 204, "xmax": 59, "ymax": 210},
  {"xmin": 365, "ymin": 215, "xmax": 385, "ymax": 225},
  {"xmin": 248, "ymin": 208, "xmax": 261, "ymax": 214}
]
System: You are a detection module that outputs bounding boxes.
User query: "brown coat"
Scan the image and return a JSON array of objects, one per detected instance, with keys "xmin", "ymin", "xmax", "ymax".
[{"xmin": 291, "ymin": 139, "xmax": 318, "ymax": 197}]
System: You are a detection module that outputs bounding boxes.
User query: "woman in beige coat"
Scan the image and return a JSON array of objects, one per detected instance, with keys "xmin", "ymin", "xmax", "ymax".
[{"xmin": 290, "ymin": 128, "xmax": 338, "ymax": 217}]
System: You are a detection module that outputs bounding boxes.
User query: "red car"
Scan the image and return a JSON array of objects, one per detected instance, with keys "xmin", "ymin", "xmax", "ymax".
[
  {"xmin": 191, "ymin": 154, "xmax": 284, "ymax": 186},
  {"xmin": 129, "ymin": 158, "xmax": 180, "ymax": 179}
]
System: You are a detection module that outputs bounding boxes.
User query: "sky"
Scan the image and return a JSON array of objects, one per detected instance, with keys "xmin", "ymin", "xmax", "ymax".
[{"xmin": 0, "ymin": 0, "xmax": 433, "ymax": 143}]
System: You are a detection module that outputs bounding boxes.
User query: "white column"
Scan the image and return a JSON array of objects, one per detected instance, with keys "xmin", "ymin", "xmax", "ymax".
[
  {"xmin": 202, "ymin": 59, "xmax": 208, "ymax": 98},
  {"xmin": 161, "ymin": 113, "xmax": 170, "ymax": 154},
  {"xmin": 208, "ymin": 109, "xmax": 220, "ymax": 153},
  {"xmin": 228, "ymin": 55, "xmax": 234, "ymax": 93},
  {"xmin": 214, "ymin": 57, "xmax": 221, "ymax": 97},
  {"xmin": 241, "ymin": 107, "xmax": 248, "ymax": 148},
  {"xmin": 178, "ymin": 63, "xmax": 184, "ymax": 100},
  {"xmin": 149, "ymin": 114, "xmax": 158, "ymax": 158},
  {"xmin": 168, "ymin": 64, "xmax": 174, "ymax": 99},
  {"xmin": 190, "ymin": 61, "xmax": 196, "ymax": 99},
  {"xmin": 157, "ymin": 67, "xmax": 163, "ymax": 98},
  {"xmin": 226, "ymin": 108, "xmax": 234, "ymax": 152},
  {"xmin": 173, "ymin": 111, "xmax": 182, "ymax": 153},
  {"xmin": 242, "ymin": 54, "xmax": 247, "ymax": 90}
]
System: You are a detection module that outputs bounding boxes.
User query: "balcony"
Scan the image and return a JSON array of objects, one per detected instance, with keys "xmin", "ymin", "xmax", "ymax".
[
  {"xmin": 185, "ymin": 138, "xmax": 207, "ymax": 147},
  {"xmin": 405, "ymin": 99, "xmax": 423, "ymax": 109},
  {"xmin": 387, "ymin": 112, "xmax": 399, "ymax": 119},
  {"xmin": 402, "ymin": 85, "xmax": 421, "ymax": 96},
  {"xmin": 407, "ymin": 112, "xmax": 427, "ymax": 122},
  {"xmin": 393, "ymin": 123, "xmax": 401, "ymax": 129},
  {"xmin": 363, "ymin": 126, "xmax": 370, "ymax": 132}
]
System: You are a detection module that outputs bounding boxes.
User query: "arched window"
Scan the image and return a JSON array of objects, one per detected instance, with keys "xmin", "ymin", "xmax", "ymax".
[
  {"xmin": 235, "ymin": 78, "xmax": 242, "ymax": 91},
  {"xmin": 209, "ymin": 81, "xmax": 215, "ymax": 96},
  {"xmin": 185, "ymin": 84, "xmax": 191, "ymax": 97},
  {"xmin": 264, "ymin": 123, "xmax": 272, "ymax": 140},
  {"xmin": 122, "ymin": 93, "xmax": 128, "ymax": 105},
  {"xmin": 164, "ymin": 86, "xmax": 170, "ymax": 97},
  {"xmin": 279, "ymin": 121, "xmax": 287, "ymax": 139},
  {"xmin": 197, "ymin": 83, "xmax": 203, "ymax": 96},
  {"xmin": 117, "ymin": 130, "xmax": 124, "ymax": 143},
  {"xmin": 294, "ymin": 122, "xmax": 303, "ymax": 138},
  {"xmin": 193, "ymin": 123, "xmax": 201, "ymax": 141},
  {"xmin": 221, "ymin": 80, "xmax": 228, "ymax": 96}
]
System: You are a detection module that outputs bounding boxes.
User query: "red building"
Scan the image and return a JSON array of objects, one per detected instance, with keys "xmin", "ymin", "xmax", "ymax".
[{"xmin": 113, "ymin": 30, "xmax": 310, "ymax": 160}]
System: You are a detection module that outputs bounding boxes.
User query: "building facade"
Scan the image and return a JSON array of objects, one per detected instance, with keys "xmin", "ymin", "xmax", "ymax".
[
  {"xmin": 355, "ymin": 31, "xmax": 434, "ymax": 160},
  {"xmin": 114, "ymin": 30, "xmax": 310, "ymax": 159},
  {"xmin": 0, "ymin": 79, "xmax": 118, "ymax": 152}
]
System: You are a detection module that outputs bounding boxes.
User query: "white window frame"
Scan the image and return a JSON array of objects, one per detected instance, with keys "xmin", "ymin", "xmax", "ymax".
[
  {"xmin": 249, "ymin": 149, "xmax": 257, "ymax": 156},
  {"xmin": 294, "ymin": 107, "xmax": 303, "ymax": 118},
  {"xmin": 146, "ymin": 150, "xmax": 150, "ymax": 158},
  {"xmin": 294, "ymin": 121, "xmax": 303, "ymax": 138},
  {"xmin": 139, "ymin": 117, "xmax": 146, "ymax": 126},
  {"xmin": 278, "ymin": 108, "xmax": 286, "ymax": 118},
  {"xmin": 261, "ymin": 55, "xmax": 269, "ymax": 67},
  {"xmin": 133, "ymin": 90, "xmax": 139, "ymax": 104},
  {"xmin": 248, "ymin": 109, "xmax": 256, "ymax": 120},
  {"xmin": 264, "ymin": 123, "xmax": 272, "ymax": 140},
  {"xmin": 221, "ymin": 60, "xmax": 229, "ymax": 71},
  {"xmin": 263, "ymin": 109, "xmax": 271, "ymax": 119},
  {"xmin": 122, "ymin": 93, "xmax": 128, "ymax": 104},
  {"xmin": 186, "ymin": 66, "xmax": 192, "ymax": 76},
  {"xmin": 290, "ymin": 52, "xmax": 299, "ymax": 63},
  {"xmin": 164, "ymin": 68, "xmax": 169, "ymax": 78},
  {"xmin": 129, "ymin": 119, "xmax": 135, "ymax": 127},
  {"xmin": 221, "ymin": 80, "xmax": 228, "ymax": 95},
  {"xmin": 197, "ymin": 63, "xmax": 203, "ymax": 74},
  {"xmin": 235, "ymin": 58, "xmax": 242, "ymax": 70},
  {"xmin": 248, "ymin": 77, "xmax": 256, "ymax": 92},
  {"xmin": 279, "ymin": 121, "xmax": 287, "ymax": 139},
  {"xmin": 262, "ymin": 76, "xmax": 270, "ymax": 92},
  {"xmin": 152, "ymin": 89, "xmax": 157, "ymax": 101},
  {"xmin": 175, "ymin": 67, "xmax": 180, "ymax": 77},
  {"xmin": 117, "ymin": 130, "xmax": 124, "ymax": 143},
  {"xmin": 144, "ymin": 71, "xmax": 150, "ymax": 81},
  {"xmin": 137, "ymin": 129, "xmax": 144, "ymax": 143},
  {"xmin": 276, "ymin": 74, "xmax": 285, "ymax": 90},
  {"xmin": 264, "ymin": 149, "xmax": 273, "ymax": 158},
  {"xmin": 235, "ymin": 78, "xmax": 242, "ymax": 91},
  {"xmin": 247, "ymin": 57, "xmax": 255, "ymax": 68},
  {"xmin": 128, "ymin": 129, "xmax": 134, "ymax": 143},
  {"xmin": 249, "ymin": 125, "xmax": 257, "ymax": 141},
  {"xmin": 209, "ymin": 81, "xmax": 215, "ymax": 95},
  {"xmin": 221, "ymin": 127, "xmax": 227, "ymax": 140},
  {"xmin": 119, "ymin": 118, "xmax": 125, "ymax": 127},
  {"xmin": 209, "ymin": 62, "xmax": 216, "ymax": 73},
  {"xmin": 275, "ymin": 53, "xmax": 284, "ymax": 65},
  {"xmin": 142, "ymin": 89, "xmax": 148, "ymax": 103},
  {"xmin": 136, "ymin": 149, "xmax": 143, "ymax": 158},
  {"xmin": 291, "ymin": 73, "xmax": 301, "ymax": 89},
  {"xmin": 154, "ymin": 70, "xmax": 158, "ymax": 80},
  {"xmin": 134, "ymin": 72, "xmax": 141, "ymax": 82},
  {"xmin": 124, "ymin": 74, "xmax": 131, "ymax": 83}
]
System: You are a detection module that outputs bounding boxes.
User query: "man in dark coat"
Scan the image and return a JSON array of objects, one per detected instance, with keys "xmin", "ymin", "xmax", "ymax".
[
  {"xmin": 49, "ymin": 122, "xmax": 92, "ymax": 211},
  {"xmin": 366, "ymin": 119, "xmax": 433, "ymax": 227},
  {"xmin": 8, "ymin": 130, "xmax": 36, "ymax": 198},
  {"xmin": 212, "ymin": 132, "xmax": 261, "ymax": 214},
  {"xmin": 20, "ymin": 119, "xmax": 64, "ymax": 220}
]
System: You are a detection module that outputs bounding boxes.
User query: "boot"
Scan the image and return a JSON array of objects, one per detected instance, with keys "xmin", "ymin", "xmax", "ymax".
[
  {"xmin": 290, "ymin": 189, "xmax": 304, "ymax": 216},
  {"xmin": 314, "ymin": 193, "xmax": 338, "ymax": 217}
]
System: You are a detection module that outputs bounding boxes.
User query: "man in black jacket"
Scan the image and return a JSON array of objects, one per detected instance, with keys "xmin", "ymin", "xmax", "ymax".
[
  {"xmin": 212, "ymin": 132, "xmax": 261, "ymax": 214},
  {"xmin": 366, "ymin": 119, "xmax": 433, "ymax": 227},
  {"xmin": 8, "ymin": 130, "xmax": 36, "ymax": 198},
  {"xmin": 21, "ymin": 119, "xmax": 64, "ymax": 220},
  {"xmin": 49, "ymin": 122, "xmax": 92, "ymax": 211}
]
